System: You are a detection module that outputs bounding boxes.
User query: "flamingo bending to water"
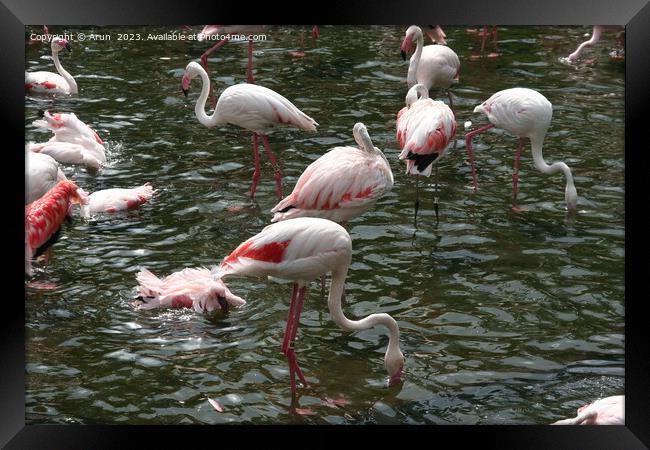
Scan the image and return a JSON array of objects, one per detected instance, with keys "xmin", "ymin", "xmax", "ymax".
[
  {"xmin": 135, "ymin": 267, "xmax": 245, "ymax": 313},
  {"xmin": 271, "ymin": 123, "xmax": 393, "ymax": 224},
  {"xmin": 25, "ymin": 180, "xmax": 88, "ymax": 276},
  {"xmin": 465, "ymin": 88, "xmax": 578, "ymax": 212},
  {"xmin": 565, "ymin": 26, "xmax": 625, "ymax": 62},
  {"xmin": 400, "ymin": 25, "xmax": 460, "ymax": 110},
  {"xmin": 181, "ymin": 61, "xmax": 318, "ymax": 200},
  {"xmin": 25, "ymin": 38, "xmax": 77, "ymax": 96},
  {"xmin": 26, "ymin": 151, "xmax": 68, "ymax": 204},
  {"xmin": 552, "ymin": 395, "xmax": 624, "ymax": 425},
  {"xmin": 212, "ymin": 217, "xmax": 404, "ymax": 394},
  {"xmin": 396, "ymin": 84, "xmax": 456, "ymax": 225},
  {"xmin": 80, "ymin": 183, "xmax": 156, "ymax": 218},
  {"xmin": 28, "ymin": 111, "xmax": 106, "ymax": 169}
]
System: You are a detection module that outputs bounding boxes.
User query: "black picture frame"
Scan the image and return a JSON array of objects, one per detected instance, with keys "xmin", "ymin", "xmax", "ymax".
[{"xmin": 4, "ymin": 0, "xmax": 649, "ymax": 447}]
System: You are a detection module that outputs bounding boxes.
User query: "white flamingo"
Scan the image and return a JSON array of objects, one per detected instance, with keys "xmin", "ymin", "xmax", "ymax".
[
  {"xmin": 552, "ymin": 395, "xmax": 624, "ymax": 425},
  {"xmin": 565, "ymin": 26, "xmax": 625, "ymax": 62},
  {"xmin": 25, "ymin": 38, "xmax": 77, "ymax": 96},
  {"xmin": 80, "ymin": 183, "xmax": 156, "ymax": 218},
  {"xmin": 465, "ymin": 87, "xmax": 578, "ymax": 212},
  {"xmin": 181, "ymin": 61, "xmax": 318, "ymax": 199},
  {"xmin": 26, "ymin": 151, "xmax": 68, "ymax": 204},
  {"xmin": 213, "ymin": 217, "xmax": 404, "ymax": 395}
]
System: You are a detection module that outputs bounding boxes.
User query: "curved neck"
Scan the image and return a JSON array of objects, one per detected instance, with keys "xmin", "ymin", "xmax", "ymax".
[
  {"xmin": 354, "ymin": 128, "xmax": 375, "ymax": 154},
  {"xmin": 194, "ymin": 67, "xmax": 222, "ymax": 128},
  {"xmin": 52, "ymin": 51, "xmax": 77, "ymax": 94},
  {"xmin": 407, "ymin": 30, "xmax": 424, "ymax": 88},
  {"xmin": 530, "ymin": 135, "xmax": 574, "ymax": 186},
  {"xmin": 327, "ymin": 267, "xmax": 402, "ymax": 366}
]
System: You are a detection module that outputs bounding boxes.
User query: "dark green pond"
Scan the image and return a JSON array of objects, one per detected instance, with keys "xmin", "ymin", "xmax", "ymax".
[{"xmin": 25, "ymin": 25, "xmax": 624, "ymax": 425}]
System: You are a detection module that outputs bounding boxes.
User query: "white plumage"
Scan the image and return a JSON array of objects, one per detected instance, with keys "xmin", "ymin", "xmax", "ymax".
[
  {"xmin": 25, "ymin": 38, "xmax": 78, "ymax": 96},
  {"xmin": 80, "ymin": 183, "xmax": 155, "ymax": 218},
  {"xmin": 25, "ymin": 151, "xmax": 68, "ymax": 204}
]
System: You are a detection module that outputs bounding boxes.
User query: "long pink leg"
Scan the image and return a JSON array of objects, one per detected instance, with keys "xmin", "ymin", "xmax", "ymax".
[
  {"xmin": 312, "ymin": 25, "xmax": 320, "ymax": 41},
  {"xmin": 282, "ymin": 284, "xmax": 299, "ymax": 354},
  {"xmin": 201, "ymin": 38, "xmax": 229, "ymax": 108},
  {"xmin": 261, "ymin": 135, "xmax": 283, "ymax": 199},
  {"xmin": 480, "ymin": 25, "xmax": 488, "ymax": 53},
  {"xmin": 287, "ymin": 287, "xmax": 307, "ymax": 387},
  {"xmin": 282, "ymin": 285, "xmax": 308, "ymax": 393},
  {"xmin": 492, "ymin": 26, "xmax": 498, "ymax": 50},
  {"xmin": 250, "ymin": 133, "xmax": 262, "ymax": 199},
  {"xmin": 511, "ymin": 138, "xmax": 526, "ymax": 211},
  {"xmin": 464, "ymin": 123, "xmax": 495, "ymax": 191},
  {"xmin": 246, "ymin": 39, "xmax": 255, "ymax": 84}
]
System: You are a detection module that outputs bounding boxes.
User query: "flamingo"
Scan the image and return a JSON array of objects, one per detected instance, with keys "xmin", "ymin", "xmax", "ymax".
[
  {"xmin": 466, "ymin": 26, "xmax": 500, "ymax": 59},
  {"xmin": 564, "ymin": 26, "xmax": 625, "ymax": 63},
  {"xmin": 26, "ymin": 151, "xmax": 68, "ymax": 204},
  {"xmin": 25, "ymin": 180, "xmax": 88, "ymax": 276},
  {"xmin": 396, "ymin": 84, "xmax": 456, "ymax": 225},
  {"xmin": 270, "ymin": 123, "xmax": 393, "ymax": 224},
  {"xmin": 400, "ymin": 25, "xmax": 460, "ymax": 110},
  {"xmin": 552, "ymin": 395, "xmax": 624, "ymax": 425},
  {"xmin": 465, "ymin": 88, "xmax": 578, "ymax": 212},
  {"xmin": 135, "ymin": 267, "xmax": 245, "ymax": 313},
  {"xmin": 28, "ymin": 111, "xmax": 106, "ymax": 169},
  {"xmin": 181, "ymin": 61, "xmax": 318, "ymax": 200},
  {"xmin": 212, "ymin": 217, "xmax": 404, "ymax": 395},
  {"xmin": 80, "ymin": 183, "xmax": 156, "ymax": 218},
  {"xmin": 25, "ymin": 38, "xmax": 77, "ymax": 96},
  {"xmin": 424, "ymin": 25, "xmax": 447, "ymax": 45}
]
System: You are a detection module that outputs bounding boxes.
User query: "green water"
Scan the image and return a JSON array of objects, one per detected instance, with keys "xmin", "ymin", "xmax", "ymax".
[{"xmin": 25, "ymin": 25, "xmax": 624, "ymax": 424}]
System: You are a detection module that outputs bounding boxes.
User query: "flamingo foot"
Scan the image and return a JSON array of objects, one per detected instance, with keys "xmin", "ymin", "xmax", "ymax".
[
  {"xmin": 510, "ymin": 205, "xmax": 529, "ymax": 213},
  {"xmin": 291, "ymin": 51, "xmax": 306, "ymax": 58}
]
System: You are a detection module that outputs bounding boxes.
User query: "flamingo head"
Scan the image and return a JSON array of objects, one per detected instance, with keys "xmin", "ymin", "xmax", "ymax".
[
  {"xmin": 386, "ymin": 347, "xmax": 405, "ymax": 387},
  {"xmin": 400, "ymin": 25, "xmax": 421, "ymax": 60},
  {"xmin": 426, "ymin": 25, "xmax": 447, "ymax": 45},
  {"xmin": 51, "ymin": 38, "xmax": 71, "ymax": 53},
  {"xmin": 181, "ymin": 61, "xmax": 202, "ymax": 96},
  {"xmin": 565, "ymin": 183, "xmax": 578, "ymax": 212},
  {"xmin": 197, "ymin": 280, "xmax": 246, "ymax": 313}
]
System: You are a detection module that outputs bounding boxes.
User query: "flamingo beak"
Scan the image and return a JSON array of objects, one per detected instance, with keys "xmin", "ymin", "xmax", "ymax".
[
  {"xmin": 400, "ymin": 36, "xmax": 413, "ymax": 61},
  {"xmin": 181, "ymin": 74, "xmax": 190, "ymax": 97},
  {"xmin": 388, "ymin": 366, "xmax": 403, "ymax": 386},
  {"xmin": 217, "ymin": 296, "xmax": 229, "ymax": 313}
]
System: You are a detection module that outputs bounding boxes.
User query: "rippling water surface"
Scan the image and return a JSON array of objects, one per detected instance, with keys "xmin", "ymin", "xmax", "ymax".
[{"xmin": 25, "ymin": 26, "xmax": 624, "ymax": 425}]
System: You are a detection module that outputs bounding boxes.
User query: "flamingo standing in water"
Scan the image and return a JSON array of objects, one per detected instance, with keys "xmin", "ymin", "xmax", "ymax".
[
  {"xmin": 25, "ymin": 38, "xmax": 77, "ymax": 96},
  {"xmin": 564, "ymin": 26, "xmax": 625, "ymax": 63},
  {"xmin": 465, "ymin": 88, "xmax": 578, "ymax": 212},
  {"xmin": 25, "ymin": 180, "xmax": 88, "ymax": 276},
  {"xmin": 396, "ymin": 84, "xmax": 456, "ymax": 225},
  {"xmin": 181, "ymin": 61, "xmax": 318, "ymax": 200},
  {"xmin": 212, "ymin": 217, "xmax": 404, "ymax": 395},
  {"xmin": 26, "ymin": 151, "xmax": 68, "ymax": 204},
  {"xmin": 400, "ymin": 25, "xmax": 460, "ymax": 110},
  {"xmin": 135, "ymin": 267, "xmax": 245, "ymax": 313},
  {"xmin": 28, "ymin": 111, "xmax": 106, "ymax": 169},
  {"xmin": 80, "ymin": 183, "xmax": 156, "ymax": 218},
  {"xmin": 552, "ymin": 395, "xmax": 624, "ymax": 425},
  {"xmin": 270, "ymin": 123, "xmax": 393, "ymax": 224}
]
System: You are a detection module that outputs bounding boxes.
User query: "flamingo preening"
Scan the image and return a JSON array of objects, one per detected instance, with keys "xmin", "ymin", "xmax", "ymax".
[
  {"xmin": 270, "ymin": 123, "xmax": 393, "ymax": 224},
  {"xmin": 400, "ymin": 25, "xmax": 460, "ymax": 111},
  {"xmin": 551, "ymin": 395, "xmax": 624, "ymax": 425},
  {"xmin": 26, "ymin": 151, "xmax": 68, "ymax": 204},
  {"xmin": 80, "ymin": 183, "xmax": 156, "ymax": 218},
  {"xmin": 181, "ymin": 61, "xmax": 318, "ymax": 200},
  {"xmin": 28, "ymin": 111, "xmax": 107, "ymax": 170},
  {"xmin": 212, "ymin": 217, "xmax": 404, "ymax": 395},
  {"xmin": 396, "ymin": 84, "xmax": 456, "ymax": 225},
  {"xmin": 25, "ymin": 38, "xmax": 77, "ymax": 96},
  {"xmin": 135, "ymin": 267, "xmax": 246, "ymax": 313},
  {"xmin": 25, "ymin": 180, "xmax": 88, "ymax": 276},
  {"xmin": 465, "ymin": 88, "xmax": 578, "ymax": 212}
]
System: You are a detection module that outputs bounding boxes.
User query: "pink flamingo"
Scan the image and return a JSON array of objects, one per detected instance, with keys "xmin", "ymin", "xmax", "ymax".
[
  {"xmin": 397, "ymin": 84, "xmax": 457, "ymax": 225},
  {"xmin": 466, "ymin": 26, "xmax": 499, "ymax": 59},
  {"xmin": 181, "ymin": 61, "xmax": 318, "ymax": 200},
  {"xmin": 270, "ymin": 123, "xmax": 393, "ymax": 224},
  {"xmin": 135, "ymin": 267, "xmax": 245, "ymax": 313},
  {"xmin": 465, "ymin": 88, "xmax": 578, "ymax": 212},
  {"xmin": 400, "ymin": 25, "xmax": 460, "ymax": 110},
  {"xmin": 25, "ymin": 180, "xmax": 88, "ymax": 276},
  {"xmin": 80, "ymin": 183, "xmax": 156, "ymax": 218},
  {"xmin": 25, "ymin": 38, "xmax": 77, "ymax": 96},
  {"xmin": 212, "ymin": 217, "xmax": 404, "ymax": 395},
  {"xmin": 424, "ymin": 25, "xmax": 447, "ymax": 45},
  {"xmin": 565, "ymin": 26, "xmax": 625, "ymax": 62},
  {"xmin": 552, "ymin": 395, "xmax": 624, "ymax": 425},
  {"xmin": 26, "ymin": 151, "xmax": 68, "ymax": 204},
  {"xmin": 28, "ymin": 111, "xmax": 106, "ymax": 169}
]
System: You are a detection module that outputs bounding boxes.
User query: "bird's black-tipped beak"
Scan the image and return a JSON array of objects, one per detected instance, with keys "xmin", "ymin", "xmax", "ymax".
[
  {"xmin": 65, "ymin": 43, "xmax": 71, "ymax": 52},
  {"xmin": 217, "ymin": 296, "xmax": 229, "ymax": 313},
  {"xmin": 401, "ymin": 50, "xmax": 406, "ymax": 61},
  {"xmin": 182, "ymin": 88, "xmax": 188, "ymax": 97}
]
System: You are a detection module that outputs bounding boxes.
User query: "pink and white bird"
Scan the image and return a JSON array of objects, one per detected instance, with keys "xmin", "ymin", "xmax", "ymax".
[
  {"xmin": 135, "ymin": 266, "xmax": 245, "ymax": 313},
  {"xmin": 26, "ymin": 151, "xmax": 68, "ymax": 204},
  {"xmin": 212, "ymin": 217, "xmax": 404, "ymax": 395},
  {"xmin": 564, "ymin": 26, "xmax": 625, "ymax": 63},
  {"xmin": 396, "ymin": 84, "xmax": 456, "ymax": 225},
  {"xmin": 400, "ymin": 25, "xmax": 460, "ymax": 109},
  {"xmin": 552, "ymin": 395, "xmax": 624, "ymax": 425},
  {"xmin": 25, "ymin": 38, "xmax": 78, "ymax": 96},
  {"xmin": 465, "ymin": 88, "xmax": 578, "ymax": 212},
  {"xmin": 270, "ymin": 123, "xmax": 393, "ymax": 224},
  {"xmin": 181, "ymin": 61, "xmax": 318, "ymax": 200},
  {"xmin": 28, "ymin": 111, "xmax": 107, "ymax": 170},
  {"xmin": 25, "ymin": 180, "xmax": 88, "ymax": 276},
  {"xmin": 80, "ymin": 183, "xmax": 156, "ymax": 218}
]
